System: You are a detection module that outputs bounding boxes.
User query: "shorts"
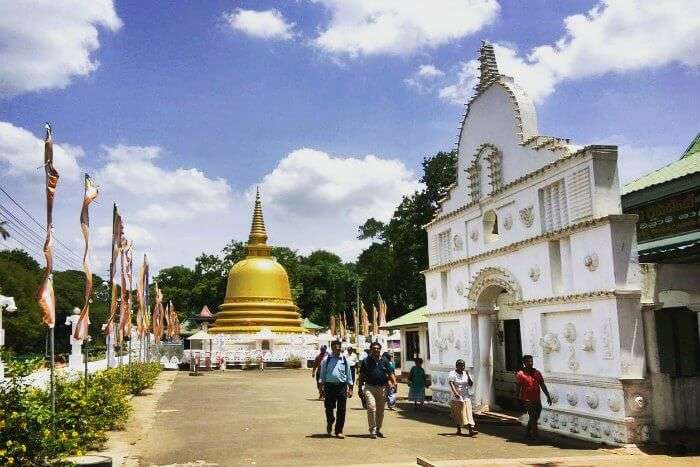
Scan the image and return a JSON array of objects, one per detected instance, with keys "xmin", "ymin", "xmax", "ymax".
[{"xmin": 525, "ymin": 400, "xmax": 542, "ymax": 421}]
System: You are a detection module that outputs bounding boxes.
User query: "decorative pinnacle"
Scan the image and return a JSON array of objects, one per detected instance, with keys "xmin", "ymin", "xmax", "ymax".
[
  {"xmin": 477, "ymin": 40, "xmax": 499, "ymax": 91},
  {"xmin": 248, "ymin": 187, "xmax": 268, "ymax": 246}
]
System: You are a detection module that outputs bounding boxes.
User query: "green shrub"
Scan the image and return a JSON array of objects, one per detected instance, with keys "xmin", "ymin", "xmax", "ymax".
[
  {"xmin": 284, "ymin": 356, "xmax": 302, "ymax": 369},
  {"xmin": 0, "ymin": 357, "xmax": 161, "ymax": 465}
]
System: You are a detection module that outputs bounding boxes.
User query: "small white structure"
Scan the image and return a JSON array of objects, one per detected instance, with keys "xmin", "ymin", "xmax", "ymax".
[
  {"xmin": 382, "ymin": 306, "xmax": 429, "ymax": 374},
  {"xmin": 0, "ymin": 294, "xmax": 18, "ymax": 380},
  {"xmin": 65, "ymin": 307, "xmax": 84, "ymax": 370},
  {"xmin": 424, "ymin": 42, "xmax": 651, "ymax": 444}
]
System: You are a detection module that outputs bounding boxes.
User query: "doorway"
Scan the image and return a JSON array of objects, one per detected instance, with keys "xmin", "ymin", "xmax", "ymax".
[{"xmin": 493, "ymin": 292, "xmax": 523, "ymax": 411}]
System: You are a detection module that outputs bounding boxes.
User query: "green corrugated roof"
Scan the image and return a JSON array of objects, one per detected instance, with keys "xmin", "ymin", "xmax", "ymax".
[
  {"xmin": 381, "ymin": 306, "xmax": 428, "ymax": 329},
  {"xmin": 302, "ymin": 317, "xmax": 324, "ymax": 330},
  {"xmin": 623, "ymin": 133, "xmax": 700, "ymax": 195}
]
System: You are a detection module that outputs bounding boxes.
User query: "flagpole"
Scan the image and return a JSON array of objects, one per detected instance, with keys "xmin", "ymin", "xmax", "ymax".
[{"xmin": 49, "ymin": 325, "xmax": 55, "ymax": 422}]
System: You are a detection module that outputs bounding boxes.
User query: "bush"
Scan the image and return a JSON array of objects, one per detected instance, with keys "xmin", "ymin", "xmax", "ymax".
[
  {"xmin": 284, "ymin": 356, "xmax": 302, "ymax": 369},
  {"xmin": 0, "ymin": 356, "xmax": 161, "ymax": 465}
]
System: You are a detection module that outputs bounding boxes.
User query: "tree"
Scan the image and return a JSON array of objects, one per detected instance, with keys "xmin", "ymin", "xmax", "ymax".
[{"xmin": 355, "ymin": 150, "xmax": 457, "ymax": 318}]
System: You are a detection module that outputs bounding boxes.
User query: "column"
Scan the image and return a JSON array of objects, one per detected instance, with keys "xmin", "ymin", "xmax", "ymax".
[
  {"xmin": 474, "ymin": 313, "xmax": 495, "ymax": 412},
  {"xmin": 65, "ymin": 308, "xmax": 84, "ymax": 370}
]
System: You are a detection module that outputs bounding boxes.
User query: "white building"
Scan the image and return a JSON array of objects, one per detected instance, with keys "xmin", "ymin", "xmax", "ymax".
[{"xmin": 423, "ymin": 42, "xmax": 653, "ymax": 444}]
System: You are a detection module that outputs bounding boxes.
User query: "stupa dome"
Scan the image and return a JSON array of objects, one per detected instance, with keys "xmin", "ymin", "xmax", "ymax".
[{"xmin": 209, "ymin": 189, "xmax": 304, "ymax": 334}]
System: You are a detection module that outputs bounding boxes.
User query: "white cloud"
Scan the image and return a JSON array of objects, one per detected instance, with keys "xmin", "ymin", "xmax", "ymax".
[
  {"xmin": 405, "ymin": 64, "xmax": 445, "ymax": 93},
  {"xmin": 0, "ymin": 121, "xmax": 82, "ymax": 181},
  {"xmin": 254, "ymin": 148, "xmax": 421, "ymax": 261},
  {"xmin": 0, "ymin": 0, "xmax": 122, "ymax": 97},
  {"xmin": 440, "ymin": 0, "xmax": 700, "ymax": 104},
  {"xmin": 224, "ymin": 8, "xmax": 295, "ymax": 41},
  {"xmin": 312, "ymin": 0, "xmax": 499, "ymax": 57},
  {"xmin": 98, "ymin": 144, "xmax": 232, "ymax": 222}
]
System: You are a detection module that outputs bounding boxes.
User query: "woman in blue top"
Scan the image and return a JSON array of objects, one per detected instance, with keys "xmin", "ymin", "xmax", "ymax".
[{"xmin": 382, "ymin": 352, "xmax": 397, "ymax": 410}]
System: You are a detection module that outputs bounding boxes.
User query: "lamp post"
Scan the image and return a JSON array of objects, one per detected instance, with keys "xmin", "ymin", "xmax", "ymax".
[{"xmin": 0, "ymin": 295, "xmax": 18, "ymax": 380}]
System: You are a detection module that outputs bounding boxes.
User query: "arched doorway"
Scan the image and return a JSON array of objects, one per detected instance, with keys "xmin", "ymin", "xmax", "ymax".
[{"xmin": 467, "ymin": 267, "xmax": 522, "ymax": 412}]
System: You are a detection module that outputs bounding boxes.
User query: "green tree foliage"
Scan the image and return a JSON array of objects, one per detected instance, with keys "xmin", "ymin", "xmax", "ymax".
[
  {"xmin": 0, "ymin": 249, "xmax": 108, "ymax": 356},
  {"xmin": 355, "ymin": 150, "xmax": 457, "ymax": 318}
]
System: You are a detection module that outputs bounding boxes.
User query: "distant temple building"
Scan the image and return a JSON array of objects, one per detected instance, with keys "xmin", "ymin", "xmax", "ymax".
[
  {"xmin": 422, "ymin": 42, "xmax": 699, "ymax": 445},
  {"xmin": 208, "ymin": 190, "xmax": 317, "ymax": 365}
]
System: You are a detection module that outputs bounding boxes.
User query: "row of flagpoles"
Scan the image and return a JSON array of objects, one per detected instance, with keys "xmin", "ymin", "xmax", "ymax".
[
  {"xmin": 329, "ymin": 293, "xmax": 389, "ymax": 341},
  {"xmin": 34, "ymin": 125, "xmax": 181, "ymax": 417}
]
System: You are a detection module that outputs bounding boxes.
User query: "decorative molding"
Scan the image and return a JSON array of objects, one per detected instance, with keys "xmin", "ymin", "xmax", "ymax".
[
  {"xmin": 519, "ymin": 205, "xmax": 535, "ymax": 228},
  {"xmin": 466, "ymin": 267, "xmax": 523, "ymax": 302},
  {"xmin": 528, "ymin": 265, "xmax": 540, "ymax": 282},
  {"xmin": 601, "ymin": 318, "xmax": 614, "ymax": 360},
  {"xmin": 470, "ymin": 229, "xmax": 479, "ymax": 242},
  {"xmin": 508, "ymin": 290, "xmax": 618, "ymax": 308},
  {"xmin": 503, "ymin": 213, "xmax": 513, "ymax": 230},
  {"xmin": 455, "ymin": 282, "xmax": 465, "ymax": 296},
  {"xmin": 584, "ymin": 253, "xmax": 599, "ymax": 272},
  {"xmin": 423, "ymin": 215, "xmax": 637, "ymax": 274},
  {"xmin": 425, "ymin": 307, "xmax": 478, "ymax": 317},
  {"xmin": 581, "ymin": 330, "xmax": 595, "ymax": 351},
  {"xmin": 549, "ymin": 389, "xmax": 559, "ymax": 404},
  {"xmin": 585, "ymin": 393, "xmax": 599, "ymax": 410},
  {"xmin": 608, "ymin": 396, "xmax": 622, "ymax": 412},
  {"xmin": 466, "ymin": 162, "xmax": 481, "ymax": 202},
  {"xmin": 563, "ymin": 323, "xmax": 577, "ymax": 343},
  {"xmin": 567, "ymin": 345, "xmax": 580, "ymax": 371},
  {"xmin": 567, "ymin": 391, "xmax": 579, "ymax": 406},
  {"xmin": 453, "ymin": 234, "xmax": 464, "ymax": 251}
]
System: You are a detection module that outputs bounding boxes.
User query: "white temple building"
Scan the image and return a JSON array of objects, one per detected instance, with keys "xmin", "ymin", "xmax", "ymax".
[{"xmin": 421, "ymin": 42, "xmax": 692, "ymax": 445}]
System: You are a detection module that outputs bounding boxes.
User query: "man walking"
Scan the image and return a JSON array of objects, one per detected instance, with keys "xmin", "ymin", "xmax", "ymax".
[
  {"xmin": 358, "ymin": 341, "xmax": 396, "ymax": 439},
  {"xmin": 516, "ymin": 354, "xmax": 552, "ymax": 440},
  {"xmin": 312, "ymin": 345, "xmax": 328, "ymax": 399},
  {"xmin": 320, "ymin": 340, "xmax": 353, "ymax": 438}
]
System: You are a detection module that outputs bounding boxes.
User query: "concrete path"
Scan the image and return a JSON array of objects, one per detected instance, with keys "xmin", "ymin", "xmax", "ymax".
[{"xmin": 112, "ymin": 369, "xmax": 699, "ymax": 466}]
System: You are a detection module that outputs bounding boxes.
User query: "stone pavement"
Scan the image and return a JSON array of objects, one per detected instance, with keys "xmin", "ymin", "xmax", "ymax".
[{"xmin": 111, "ymin": 370, "xmax": 697, "ymax": 466}]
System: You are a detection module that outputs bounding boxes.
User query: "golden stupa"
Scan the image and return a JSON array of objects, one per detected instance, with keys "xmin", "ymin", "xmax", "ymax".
[{"xmin": 209, "ymin": 189, "xmax": 304, "ymax": 334}]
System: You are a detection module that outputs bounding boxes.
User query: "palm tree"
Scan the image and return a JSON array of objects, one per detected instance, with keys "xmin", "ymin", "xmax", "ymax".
[{"xmin": 0, "ymin": 220, "xmax": 9, "ymax": 240}]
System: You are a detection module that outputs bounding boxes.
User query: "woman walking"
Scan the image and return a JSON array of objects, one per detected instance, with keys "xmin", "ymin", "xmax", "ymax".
[
  {"xmin": 448, "ymin": 359, "xmax": 477, "ymax": 436},
  {"xmin": 407, "ymin": 358, "xmax": 427, "ymax": 408}
]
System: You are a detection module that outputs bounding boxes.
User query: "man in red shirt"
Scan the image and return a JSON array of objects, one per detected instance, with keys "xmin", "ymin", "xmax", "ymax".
[{"xmin": 516, "ymin": 355, "xmax": 552, "ymax": 440}]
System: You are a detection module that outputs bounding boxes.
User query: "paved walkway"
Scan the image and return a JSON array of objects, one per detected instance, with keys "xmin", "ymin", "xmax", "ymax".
[{"xmin": 107, "ymin": 369, "xmax": 695, "ymax": 466}]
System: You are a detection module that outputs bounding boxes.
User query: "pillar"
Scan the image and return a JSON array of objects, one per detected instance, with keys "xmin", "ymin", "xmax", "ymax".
[
  {"xmin": 65, "ymin": 308, "xmax": 84, "ymax": 370},
  {"xmin": 474, "ymin": 313, "xmax": 495, "ymax": 412}
]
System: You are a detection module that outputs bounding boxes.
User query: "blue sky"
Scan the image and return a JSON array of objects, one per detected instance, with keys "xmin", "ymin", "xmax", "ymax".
[{"xmin": 1, "ymin": 0, "xmax": 698, "ymax": 275}]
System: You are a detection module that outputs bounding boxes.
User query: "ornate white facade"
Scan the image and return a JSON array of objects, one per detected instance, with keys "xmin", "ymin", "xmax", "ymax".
[{"xmin": 424, "ymin": 43, "xmax": 650, "ymax": 445}]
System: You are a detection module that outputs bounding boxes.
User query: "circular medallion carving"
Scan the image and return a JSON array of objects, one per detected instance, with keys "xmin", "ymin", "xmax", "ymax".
[
  {"xmin": 584, "ymin": 253, "xmax": 599, "ymax": 271},
  {"xmin": 528, "ymin": 265, "xmax": 540, "ymax": 282},
  {"xmin": 519, "ymin": 205, "xmax": 534, "ymax": 228},
  {"xmin": 567, "ymin": 391, "xmax": 578, "ymax": 406},
  {"xmin": 607, "ymin": 396, "xmax": 622, "ymax": 412},
  {"xmin": 585, "ymin": 393, "xmax": 599, "ymax": 409}
]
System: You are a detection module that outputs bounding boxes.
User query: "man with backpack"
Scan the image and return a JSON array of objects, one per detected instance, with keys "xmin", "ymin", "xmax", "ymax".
[{"xmin": 319, "ymin": 340, "xmax": 354, "ymax": 438}]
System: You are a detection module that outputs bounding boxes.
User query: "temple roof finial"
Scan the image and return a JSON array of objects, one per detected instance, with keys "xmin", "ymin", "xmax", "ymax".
[
  {"xmin": 249, "ymin": 186, "xmax": 268, "ymax": 245},
  {"xmin": 477, "ymin": 40, "xmax": 499, "ymax": 92}
]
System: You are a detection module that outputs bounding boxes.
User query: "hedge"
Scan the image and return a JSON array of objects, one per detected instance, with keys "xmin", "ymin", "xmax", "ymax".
[{"xmin": 0, "ymin": 355, "xmax": 162, "ymax": 465}]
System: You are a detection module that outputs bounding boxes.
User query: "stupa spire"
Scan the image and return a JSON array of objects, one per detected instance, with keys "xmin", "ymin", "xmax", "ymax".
[
  {"xmin": 246, "ymin": 187, "xmax": 272, "ymax": 256},
  {"xmin": 476, "ymin": 40, "xmax": 499, "ymax": 93}
]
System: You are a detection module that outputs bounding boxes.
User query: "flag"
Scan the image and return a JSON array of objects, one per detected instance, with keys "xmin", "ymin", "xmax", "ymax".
[
  {"xmin": 372, "ymin": 304, "xmax": 378, "ymax": 336},
  {"xmin": 118, "ymin": 240, "xmax": 133, "ymax": 343},
  {"xmin": 360, "ymin": 302, "xmax": 369, "ymax": 336},
  {"xmin": 339, "ymin": 314, "xmax": 346, "ymax": 340},
  {"xmin": 378, "ymin": 293, "xmax": 388, "ymax": 327},
  {"xmin": 330, "ymin": 315, "xmax": 336, "ymax": 337},
  {"xmin": 152, "ymin": 282, "xmax": 164, "ymax": 343},
  {"xmin": 353, "ymin": 308, "xmax": 359, "ymax": 338},
  {"xmin": 136, "ymin": 254, "xmax": 149, "ymax": 338},
  {"xmin": 37, "ymin": 124, "xmax": 59, "ymax": 328},
  {"xmin": 169, "ymin": 302, "xmax": 180, "ymax": 338},
  {"xmin": 103, "ymin": 204, "xmax": 123, "ymax": 336},
  {"xmin": 74, "ymin": 174, "xmax": 99, "ymax": 340},
  {"xmin": 341, "ymin": 312, "xmax": 348, "ymax": 340}
]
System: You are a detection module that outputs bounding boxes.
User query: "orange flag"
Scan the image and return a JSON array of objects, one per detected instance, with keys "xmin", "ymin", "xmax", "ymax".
[
  {"xmin": 152, "ymin": 282, "xmax": 164, "ymax": 343},
  {"xmin": 360, "ymin": 302, "xmax": 369, "ymax": 336},
  {"xmin": 74, "ymin": 174, "xmax": 98, "ymax": 340},
  {"xmin": 37, "ymin": 124, "xmax": 59, "ymax": 328},
  {"xmin": 372, "ymin": 304, "xmax": 378, "ymax": 336},
  {"xmin": 103, "ymin": 204, "xmax": 123, "ymax": 336},
  {"xmin": 330, "ymin": 315, "xmax": 337, "ymax": 337},
  {"xmin": 118, "ymin": 240, "xmax": 133, "ymax": 343},
  {"xmin": 136, "ymin": 254, "xmax": 149, "ymax": 338}
]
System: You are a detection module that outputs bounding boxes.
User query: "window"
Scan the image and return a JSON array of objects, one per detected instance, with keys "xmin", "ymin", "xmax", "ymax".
[
  {"xmin": 656, "ymin": 308, "xmax": 700, "ymax": 377},
  {"xmin": 539, "ymin": 179, "xmax": 569, "ymax": 232},
  {"xmin": 483, "ymin": 210, "xmax": 500, "ymax": 243},
  {"xmin": 438, "ymin": 230, "xmax": 452, "ymax": 264},
  {"xmin": 405, "ymin": 330, "xmax": 420, "ymax": 361}
]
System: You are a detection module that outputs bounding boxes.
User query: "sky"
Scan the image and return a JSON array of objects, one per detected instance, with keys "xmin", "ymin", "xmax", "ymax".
[{"xmin": 1, "ymin": 0, "xmax": 699, "ymax": 277}]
